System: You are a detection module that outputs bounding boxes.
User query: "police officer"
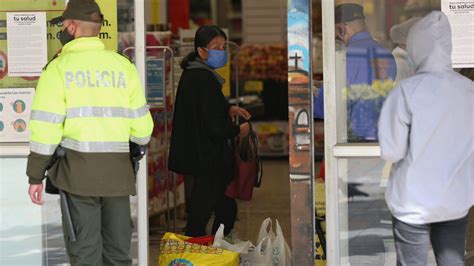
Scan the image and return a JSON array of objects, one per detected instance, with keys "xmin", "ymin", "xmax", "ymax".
[
  {"xmin": 26, "ymin": 0, "xmax": 153, "ymax": 264},
  {"xmin": 314, "ymin": 3, "xmax": 397, "ymax": 141}
]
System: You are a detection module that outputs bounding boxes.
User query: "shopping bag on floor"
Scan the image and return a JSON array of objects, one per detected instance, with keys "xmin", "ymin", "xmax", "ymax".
[
  {"xmin": 256, "ymin": 218, "xmax": 292, "ymax": 266},
  {"xmin": 239, "ymin": 237, "xmax": 273, "ymax": 266},
  {"xmin": 213, "ymin": 224, "xmax": 254, "ymax": 253},
  {"xmin": 159, "ymin": 232, "xmax": 239, "ymax": 266},
  {"xmin": 213, "ymin": 224, "xmax": 272, "ymax": 266}
]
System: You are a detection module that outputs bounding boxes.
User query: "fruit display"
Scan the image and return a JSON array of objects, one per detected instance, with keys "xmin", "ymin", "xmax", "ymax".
[{"xmin": 236, "ymin": 44, "xmax": 288, "ymax": 82}]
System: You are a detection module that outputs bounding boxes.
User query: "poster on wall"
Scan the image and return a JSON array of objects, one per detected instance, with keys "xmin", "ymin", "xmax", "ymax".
[
  {"xmin": 0, "ymin": 0, "xmax": 117, "ymax": 89},
  {"xmin": 0, "ymin": 88, "xmax": 34, "ymax": 142},
  {"xmin": 0, "ymin": 1, "xmax": 66, "ymax": 88},
  {"xmin": 441, "ymin": 0, "xmax": 474, "ymax": 67},
  {"xmin": 6, "ymin": 12, "xmax": 47, "ymax": 77},
  {"xmin": 146, "ymin": 58, "xmax": 165, "ymax": 106}
]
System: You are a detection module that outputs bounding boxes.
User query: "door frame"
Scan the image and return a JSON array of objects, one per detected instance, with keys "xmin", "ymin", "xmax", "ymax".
[
  {"xmin": 133, "ymin": 0, "xmax": 149, "ymax": 265},
  {"xmin": 321, "ymin": 1, "xmax": 383, "ymax": 264}
]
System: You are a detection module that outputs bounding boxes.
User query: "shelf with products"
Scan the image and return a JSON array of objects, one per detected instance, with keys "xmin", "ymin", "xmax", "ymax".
[
  {"xmin": 233, "ymin": 44, "xmax": 287, "ymax": 116},
  {"xmin": 213, "ymin": 0, "xmax": 243, "ymax": 43},
  {"xmin": 231, "ymin": 43, "xmax": 289, "ymax": 156}
]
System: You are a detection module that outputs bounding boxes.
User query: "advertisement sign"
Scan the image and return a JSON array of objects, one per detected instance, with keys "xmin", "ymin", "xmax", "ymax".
[
  {"xmin": 6, "ymin": 12, "xmax": 47, "ymax": 77},
  {"xmin": 442, "ymin": 0, "xmax": 474, "ymax": 67},
  {"xmin": 0, "ymin": 88, "xmax": 34, "ymax": 142},
  {"xmin": 0, "ymin": 0, "xmax": 118, "ymax": 88},
  {"xmin": 146, "ymin": 58, "xmax": 165, "ymax": 106},
  {"xmin": 0, "ymin": 1, "xmax": 65, "ymax": 88}
]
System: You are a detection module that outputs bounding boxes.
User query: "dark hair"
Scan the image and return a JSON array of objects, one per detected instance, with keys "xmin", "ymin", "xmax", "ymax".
[{"xmin": 180, "ymin": 25, "xmax": 227, "ymax": 69}]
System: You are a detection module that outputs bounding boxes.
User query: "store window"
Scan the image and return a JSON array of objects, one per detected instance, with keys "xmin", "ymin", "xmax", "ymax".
[
  {"xmin": 325, "ymin": 0, "xmax": 474, "ymax": 264},
  {"xmin": 329, "ymin": 0, "xmax": 441, "ymax": 143}
]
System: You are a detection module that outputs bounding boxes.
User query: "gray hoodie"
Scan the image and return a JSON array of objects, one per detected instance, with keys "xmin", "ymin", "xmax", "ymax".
[{"xmin": 378, "ymin": 11, "xmax": 474, "ymax": 224}]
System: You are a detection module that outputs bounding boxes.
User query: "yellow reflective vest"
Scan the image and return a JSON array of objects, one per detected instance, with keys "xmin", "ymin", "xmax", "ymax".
[{"xmin": 26, "ymin": 37, "xmax": 154, "ymax": 196}]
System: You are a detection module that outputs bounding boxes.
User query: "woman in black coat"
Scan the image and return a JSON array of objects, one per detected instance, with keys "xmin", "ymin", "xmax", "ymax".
[{"xmin": 168, "ymin": 25, "xmax": 250, "ymax": 237}]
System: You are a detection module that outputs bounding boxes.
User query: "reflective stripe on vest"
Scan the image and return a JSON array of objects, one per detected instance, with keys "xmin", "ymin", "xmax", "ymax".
[
  {"xmin": 30, "ymin": 110, "xmax": 66, "ymax": 124},
  {"xmin": 61, "ymin": 138, "xmax": 129, "ymax": 153},
  {"xmin": 30, "ymin": 141, "xmax": 58, "ymax": 155},
  {"xmin": 130, "ymin": 135, "xmax": 151, "ymax": 145},
  {"xmin": 66, "ymin": 105, "xmax": 149, "ymax": 119}
]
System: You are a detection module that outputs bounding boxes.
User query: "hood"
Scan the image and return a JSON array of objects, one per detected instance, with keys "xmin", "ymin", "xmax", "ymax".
[{"xmin": 407, "ymin": 11, "xmax": 452, "ymax": 73}]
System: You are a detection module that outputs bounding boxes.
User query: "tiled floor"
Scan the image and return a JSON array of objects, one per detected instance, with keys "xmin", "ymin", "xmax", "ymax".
[
  {"xmin": 234, "ymin": 159, "xmax": 292, "ymax": 245},
  {"xmin": 149, "ymin": 158, "xmax": 441, "ymax": 265}
]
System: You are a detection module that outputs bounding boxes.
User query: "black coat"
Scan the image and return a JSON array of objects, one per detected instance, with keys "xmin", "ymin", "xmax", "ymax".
[{"xmin": 168, "ymin": 66, "xmax": 239, "ymax": 181}]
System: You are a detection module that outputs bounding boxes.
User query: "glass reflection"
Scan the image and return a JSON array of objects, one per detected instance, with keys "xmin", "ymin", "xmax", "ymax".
[
  {"xmin": 337, "ymin": 158, "xmax": 437, "ymax": 265},
  {"xmin": 335, "ymin": 3, "xmax": 396, "ymax": 142},
  {"xmin": 315, "ymin": 1, "xmax": 441, "ymax": 143}
]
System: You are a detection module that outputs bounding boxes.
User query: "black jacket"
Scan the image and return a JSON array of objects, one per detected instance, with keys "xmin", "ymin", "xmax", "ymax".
[{"xmin": 168, "ymin": 60, "xmax": 239, "ymax": 181}]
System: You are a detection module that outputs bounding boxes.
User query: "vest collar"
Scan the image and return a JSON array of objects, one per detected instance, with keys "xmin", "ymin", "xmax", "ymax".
[{"xmin": 62, "ymin": 37, "xmax": 105, "ymax": 53}]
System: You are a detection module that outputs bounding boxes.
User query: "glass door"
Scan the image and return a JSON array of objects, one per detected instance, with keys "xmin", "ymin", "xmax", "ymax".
[{"xmin": 321, "ymin": 0, "xmax": 440, "ymax": 264}]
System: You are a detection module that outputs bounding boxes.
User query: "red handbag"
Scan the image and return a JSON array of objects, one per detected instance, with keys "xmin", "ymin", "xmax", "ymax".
[{"xmin": 225, "ymin": 122, "xmax": 262, "ymax": 201}]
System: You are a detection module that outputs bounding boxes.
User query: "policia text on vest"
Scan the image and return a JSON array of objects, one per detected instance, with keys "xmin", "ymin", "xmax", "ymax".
[{"xmin": 64, "ymin": 70, "xmax": 127, "ymax": 89}]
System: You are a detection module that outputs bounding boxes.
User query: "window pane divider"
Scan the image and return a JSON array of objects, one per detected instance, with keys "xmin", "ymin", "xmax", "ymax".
[{"xmin": 332, "ymin": 143, "xmax": 381, "ymax": 157}]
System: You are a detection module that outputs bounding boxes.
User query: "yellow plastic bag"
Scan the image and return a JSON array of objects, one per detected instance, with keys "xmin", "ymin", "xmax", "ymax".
[{"xmin": 158, "ymin": 232, "xmax": 239, "ymax": 266}]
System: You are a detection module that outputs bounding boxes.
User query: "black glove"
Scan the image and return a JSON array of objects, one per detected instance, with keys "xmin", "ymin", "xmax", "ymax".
[
  {"xmin": 129, "ymin": 141, "xmax": 147, "ymax": 161},
  {"xmin": 44, "ymin": 146, "xmax": 65, "ymax": 194},
  {"xmin": 129, "ymin": 142, "xmax": 147, "ymax": 175}
]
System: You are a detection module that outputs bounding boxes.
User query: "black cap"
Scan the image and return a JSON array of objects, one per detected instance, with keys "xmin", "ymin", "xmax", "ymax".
[
  {"xmin": 335, "ymin": 3, "xmax": 365, "ymax": 24},
  {"xmin": 51, "ymin": 0, "xmax": 103, "ymax": 25}
]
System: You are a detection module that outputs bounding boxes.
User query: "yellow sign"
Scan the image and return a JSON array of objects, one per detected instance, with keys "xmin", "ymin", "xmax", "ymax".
[
  {"xmin": 244, "ymin": 80, "xmax": 264, "ymax": 93},
  {"xmin": 0, "ymin": 0, "xmax": 118, "ymax": 88},
  {"xmin": 216, "ymin": 59, "xmax": 231, "ymax": 97},
  {"xmin": 96, "ymin": 0, "xmax": 118, "ymax": 51}
]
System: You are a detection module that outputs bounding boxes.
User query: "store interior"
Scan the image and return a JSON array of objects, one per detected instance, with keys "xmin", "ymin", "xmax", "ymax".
[
  {"xmin": 138, "ymin": 0, "xmax": 306, "ymax": 262},
  {"xmin": 121, "ymin": 0, "xmax": 322, "ymax": 263}
]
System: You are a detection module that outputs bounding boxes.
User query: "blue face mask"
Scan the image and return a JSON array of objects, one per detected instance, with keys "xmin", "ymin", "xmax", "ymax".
[{"xmin": 205, "ymin": 49, "xmax": 228, "ymax": 69}]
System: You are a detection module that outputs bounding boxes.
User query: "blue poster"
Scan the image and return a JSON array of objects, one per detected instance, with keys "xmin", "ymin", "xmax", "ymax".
[
  {"xmin": 288, "ymin": 0, "xmax": 310, "ymax": 73},
  {"xmin": 146, "ymin": 58, "xmax": 165, "ymax": 106}
]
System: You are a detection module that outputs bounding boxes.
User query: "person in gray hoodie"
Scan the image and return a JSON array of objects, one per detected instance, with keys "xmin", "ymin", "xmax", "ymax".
[{"xmin": 378, "ymin": 11, "xmax": 474, "ymax": 265}]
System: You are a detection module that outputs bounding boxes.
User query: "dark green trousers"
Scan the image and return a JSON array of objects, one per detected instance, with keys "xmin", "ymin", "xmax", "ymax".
[{"xmin": 61, "ymin": 193, "xmax": 133, "ymax": 266}]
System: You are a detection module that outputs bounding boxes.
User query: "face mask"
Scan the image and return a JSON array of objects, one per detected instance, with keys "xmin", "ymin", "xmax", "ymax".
[
  {"xmin": 59, "ymin": 28, "xmax": 75, "ymax": 45},
  {"xmin": 206, "ymin": 49, "xmax": 228, "ymax": 69}
]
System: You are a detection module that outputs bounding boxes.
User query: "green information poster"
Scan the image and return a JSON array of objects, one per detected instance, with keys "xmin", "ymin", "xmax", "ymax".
[{"xmin": 0, "ymin": 0, "xmax": 118, "ymax": 88}]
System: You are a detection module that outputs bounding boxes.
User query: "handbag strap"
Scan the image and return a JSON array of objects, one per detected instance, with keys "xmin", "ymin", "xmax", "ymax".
[
  {"xmin": 255, "ymin": 158, "xmax": 263, "ymax": 188},
  {"xmin": 249, "ymin": 121, "xmax": 263, "ymax": 187},
  {"xmin": 241, "ymin": 120, "xmax": 263, "ymax": 188}
]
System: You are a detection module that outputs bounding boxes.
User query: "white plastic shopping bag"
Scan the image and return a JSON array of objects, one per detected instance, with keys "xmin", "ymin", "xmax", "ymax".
[
  {"xmin": 256, "ymin": 218, "xmax": 292, "ymax": 266},
  {"xmin": 213, "ymin": 224, "xmax": 253, "ymax": 253},
  {"xmin": 240, "ymin": 237, "xmax": 272, "ymax": 266}
]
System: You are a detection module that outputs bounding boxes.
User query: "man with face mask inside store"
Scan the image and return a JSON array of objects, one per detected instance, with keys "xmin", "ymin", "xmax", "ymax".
[
  {"xmin": 313, "ymin": 3, "xmax": 397, "ymax": 141},
  {"xmin": 26, "ymin": 0, "xmax": 154, "ymax": 264}
]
